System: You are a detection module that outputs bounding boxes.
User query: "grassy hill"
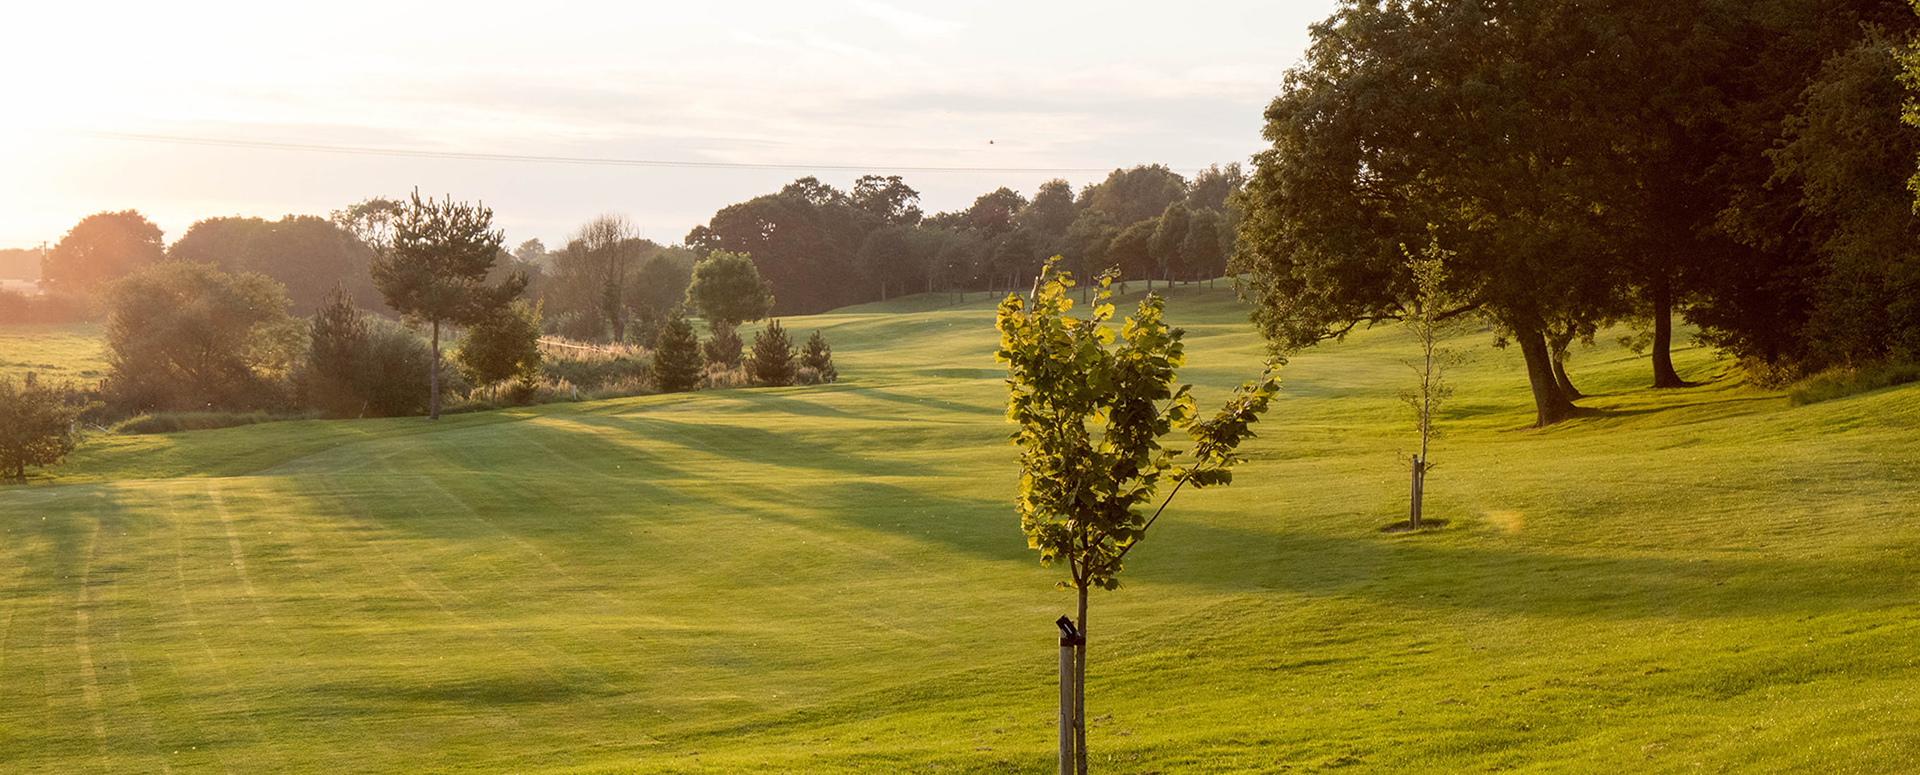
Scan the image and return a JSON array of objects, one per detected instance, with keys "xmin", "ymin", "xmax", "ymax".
[{"xmin": 1, "ymin": 284, "xmax": 1915, "ymax": 773}]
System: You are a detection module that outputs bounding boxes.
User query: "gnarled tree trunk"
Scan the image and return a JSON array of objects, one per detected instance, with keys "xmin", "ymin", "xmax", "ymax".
[{"xmin": 1516, "ymin": 324, "xmax": 1578, "ymax": 426}]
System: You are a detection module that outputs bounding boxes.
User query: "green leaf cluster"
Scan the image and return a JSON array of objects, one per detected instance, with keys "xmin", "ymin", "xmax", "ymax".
[{"xmin": 997, "ymin": 257, "xmax": 1279, "ymax": 592}]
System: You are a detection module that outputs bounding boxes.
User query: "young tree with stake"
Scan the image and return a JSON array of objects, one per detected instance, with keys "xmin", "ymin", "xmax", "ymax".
[
  {"xmin": 1399, "ymin": 234, "xmax": 1459, "ymax": 530},
  {"xmin": 997, "ymin": 258, "xmax": 1279, "ymax": 774}
]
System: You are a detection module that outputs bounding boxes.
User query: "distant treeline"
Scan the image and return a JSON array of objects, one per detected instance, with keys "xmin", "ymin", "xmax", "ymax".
[{"xmin": 685, "ymin": 165, "xmax": 1244, "ymax": 316}]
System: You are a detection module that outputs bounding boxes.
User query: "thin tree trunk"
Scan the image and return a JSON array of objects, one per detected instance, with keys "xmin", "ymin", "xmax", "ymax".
[
  {"xmin": 1410, "ymin": 456, "xmax": 1425, "ymax": 529},
  {"xmin": 430, "ymin": 319, "xmax": 441, "ymax": 420},
  {"xmin": 1650, "ymin": 272, "xmax": 1687, "ymax": 388},
  {"xmin": 1516, "ymin": 324, "xmax": 1577, "ymax": 427},
  {"xmin": 1075, "ymin": 584, "xmax": 1088, "ymax": 775}
]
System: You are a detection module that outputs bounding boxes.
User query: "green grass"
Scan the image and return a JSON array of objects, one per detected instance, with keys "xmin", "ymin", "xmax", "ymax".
[
  {"xmin": 2, "ymin": 285, "xmax": 1917, "ymax": 774},
  {"xmin": 0, "ymin": 322, "xmax": 107, "ymax": 384}
]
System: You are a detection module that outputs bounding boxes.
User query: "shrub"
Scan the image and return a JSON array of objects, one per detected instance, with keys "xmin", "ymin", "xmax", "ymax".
[
  {"xmin": 0, "ymin": 289, "xmax": 91, "ymax": 324},
  {"xmin": 115, "ymin": 410, "xmax": 279, "ymax": 435}
]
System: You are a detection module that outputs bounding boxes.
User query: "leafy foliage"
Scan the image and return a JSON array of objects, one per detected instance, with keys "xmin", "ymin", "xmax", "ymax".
[
  {"xmin": 998, "ymin": 258, "xmax": 1278, "ymax": 771},
  {"xmin": 305, "ymin": 285, "xmax": 373, "ymax": 417},
  {"xmin": 684, "ymin": 249, "xmax": 774, "ymax": 328},
  {"xmin": 0, "ymin": 372, "xmax": 85, "ymax": 479},
  {"xmin": 999, "ymin": 260, "xmax": 1280, "ymax": 591},
  {"xmin": 169, "ymin": 214, "xmax": 378, "ymax": 311},
  {"xmin": 704, "ymin": 322, "xmax": 743, "ymax": 369},
  {"xmin": 456, "ymin": 300, "xmax": 543, "ymax": 400},
  {"xmin": 749, "ymin": 320, "xmax": 798, "ymax": 387}
]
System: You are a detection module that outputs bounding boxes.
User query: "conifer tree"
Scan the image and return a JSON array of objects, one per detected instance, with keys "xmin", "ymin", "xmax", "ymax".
[
  {"xmin": 749, "ymin": 319, "xmax": 798, "ymax": 387},
  {"xmin": 801, "ymin": 330, "xmax": 837, "ymax": 383},
  {"xmin": 704, "ymin": 322, "xmax": 743, "ymax": 368},
  {"xmin": 308, "ymin": 284, "xmax": 372, "ymax": 415},
  {"xmin": 370, "ymin": 190, "xmax": 525, "ymax": 419},
  {"xmin": 651, "ymin": 309, "xmax": 704, "ymax": 393}
]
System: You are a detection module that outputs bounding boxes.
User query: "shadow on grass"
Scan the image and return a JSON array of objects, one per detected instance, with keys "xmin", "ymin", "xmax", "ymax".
[{"xmin": 1136, "ymin": 519, "xmax": 1911, "ymax": 622}]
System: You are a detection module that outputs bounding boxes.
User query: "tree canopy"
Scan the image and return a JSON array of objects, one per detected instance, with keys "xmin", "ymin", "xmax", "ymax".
[
  {"xmin": 101, "ymin": 262, "xmax": 300, "ymax": 413},
  {"xmin": 44, "ymin": 210, "xmax": 165, "ymax": 292},
  {"xmin": 1235, "ymin": 0, "xmax": 1919, "ymax": 423},
  {"xmin": 169, "ymin": 214, "xmax": 378, "ymax": 311},
  {"xmin": 684, "ymin": 249, "xmax": 774, "ymax": 328}
]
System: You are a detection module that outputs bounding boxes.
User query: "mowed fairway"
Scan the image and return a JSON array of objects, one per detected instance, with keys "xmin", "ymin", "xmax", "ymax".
[{"xmin": 2, "ymin": 286, "xmax": 1917, "ymax": 773}]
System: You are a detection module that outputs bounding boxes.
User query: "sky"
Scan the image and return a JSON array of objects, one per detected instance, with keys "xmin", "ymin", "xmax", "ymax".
[{"xmin": 0, "ymin": 0, "xmax": 1340, "ymax": 253}]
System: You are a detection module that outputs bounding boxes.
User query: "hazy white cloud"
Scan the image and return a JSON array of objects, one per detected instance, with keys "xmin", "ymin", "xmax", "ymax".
[
  {"xmin": 845, "ymin": 1, "xmax": 965, "ymax": 40},
  {"xmin": 0, "ymin": 0, "xmax": 1336, "ymax": 248}
]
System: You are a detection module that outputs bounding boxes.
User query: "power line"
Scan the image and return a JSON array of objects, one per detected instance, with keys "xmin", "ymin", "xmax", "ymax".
[{"xmin": 57, "ymin": 129, "xmax": 1135, "ymax": 174}]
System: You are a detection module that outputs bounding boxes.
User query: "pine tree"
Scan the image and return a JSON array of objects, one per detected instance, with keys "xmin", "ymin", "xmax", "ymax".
[
  {"xmin": 651, "ymin": 309, "xmax": 704, "ymax": 393},
  {"xmin": 749, "ymin": 319, "xmax": 798, "ymax": 387},
  {"xmin": 704, "ymin": 322, "xmax": 743, "ymax": 368},
  {"xmin": 802, "ymin": 330, "xmax": 837, "ymax": 383},
  {"xmin": 308, "ymin": 285, "xmax": 372, "ymax": 415}
]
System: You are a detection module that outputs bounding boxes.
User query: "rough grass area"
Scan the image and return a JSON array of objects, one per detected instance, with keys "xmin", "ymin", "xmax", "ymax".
[
  {"xmin": 112, "ymin": 410, "xmax": 287, "ymax": 435},
  {"xmin": 1788, "ymin": 361, "xmax": 1920, "ymax": 405},
  {"xmin": 2, "ymin": 284, "xmax": 1916, "ymax": 774},
  {"xmin": 0, "ymin": 322, "xmax": 106, "ymax": 383}
]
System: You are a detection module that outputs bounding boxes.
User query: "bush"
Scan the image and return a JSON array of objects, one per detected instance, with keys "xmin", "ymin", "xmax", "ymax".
[
  {"xmin": 1787, "ymin": 362, "xmax": 1920, "ymax": 405},
  {"xmin": 542, "ymin": 310, "xmax": 608, "ymax": 342},
  {"xmin": 0, "ymin": 289, "xmax": 91, "ymax": 324}
]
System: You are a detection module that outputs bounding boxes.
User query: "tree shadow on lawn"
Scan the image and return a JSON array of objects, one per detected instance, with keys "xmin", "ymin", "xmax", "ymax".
[
  {"xmin": 303, "ymin": 670, "xmax": 620, "ymax": 713},
  {"xmin": 856, "ymin": 386, "xmax": 1006, "ymax": 418},
  {"xmin": 533, "ymin": 413, "xmax": 929, "ymax": 480},
  {"xmin": 1126, "ymin": 519, "xmax": 1910, "ymax": 622}
]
